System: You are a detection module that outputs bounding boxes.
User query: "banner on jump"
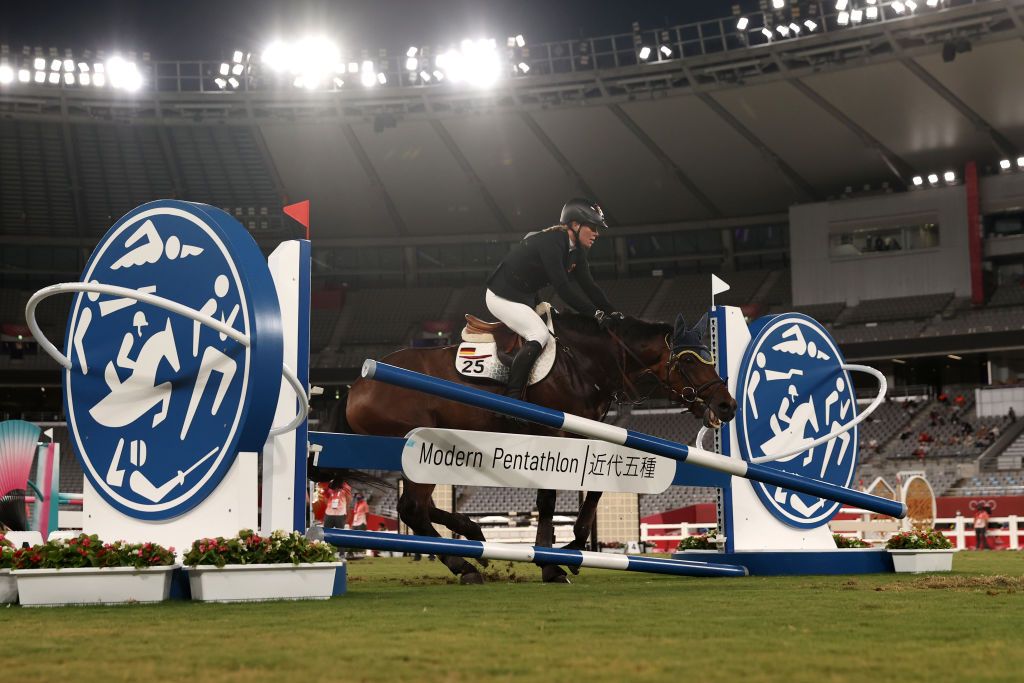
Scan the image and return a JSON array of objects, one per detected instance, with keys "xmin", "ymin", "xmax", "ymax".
[{"xmin": 402, "ymin": 427, "xmax": 675, "ymax": 494}]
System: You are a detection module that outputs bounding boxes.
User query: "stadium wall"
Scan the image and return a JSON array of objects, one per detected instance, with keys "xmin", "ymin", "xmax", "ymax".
[{"xmin": 789, "ymin": 185, "xmax": 971, "ymax": 306}]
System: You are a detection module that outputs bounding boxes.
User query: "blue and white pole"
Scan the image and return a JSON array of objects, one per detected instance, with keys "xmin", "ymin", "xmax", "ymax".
[
  {"xmin": 362, "ymin": 360, "xmax": 908, "ymax": 519},
  {"xmin": 322, "ymin": 529, "xmax": 748, "ymax": 578}
]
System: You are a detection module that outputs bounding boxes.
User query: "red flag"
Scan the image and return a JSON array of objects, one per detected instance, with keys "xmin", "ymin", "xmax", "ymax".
[{"xmin": 283, "ymin": 200, "xmax": 310, "ymax": 239}]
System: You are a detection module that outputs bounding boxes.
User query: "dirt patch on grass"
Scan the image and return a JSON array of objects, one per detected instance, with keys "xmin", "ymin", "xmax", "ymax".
[{"xmin": 874, "ymin": 575, "xmax": 1024, "ymax": 593}]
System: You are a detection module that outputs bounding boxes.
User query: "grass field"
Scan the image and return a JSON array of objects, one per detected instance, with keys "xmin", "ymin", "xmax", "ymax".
[{"xmin": 3, "ymin": 551, "xmax": 1023, "ymax": 683}]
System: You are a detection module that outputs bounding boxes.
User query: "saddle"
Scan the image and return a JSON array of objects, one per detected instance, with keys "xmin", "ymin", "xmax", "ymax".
[
  {"xmin": 461, "ymin": 302, "xmax": 554, "ymax": 356},
  {"xmin": 455, "ymin": 303, "xmax": 557, "ymax": 385}
]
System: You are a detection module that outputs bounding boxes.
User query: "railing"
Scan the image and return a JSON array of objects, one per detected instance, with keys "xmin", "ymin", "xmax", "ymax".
[{"xmin": 643, "ymin": 514, "xmax": 1023, "ymax": 551}]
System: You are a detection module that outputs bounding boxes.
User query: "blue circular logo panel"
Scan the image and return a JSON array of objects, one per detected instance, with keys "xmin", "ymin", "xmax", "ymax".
[
  {"xmin": 734, "ymin": 313, "xmax": 858, "ymax": 529},
  {"xmin": 63, "ymin": 201, "xmax": 282, "ymax": 520}
]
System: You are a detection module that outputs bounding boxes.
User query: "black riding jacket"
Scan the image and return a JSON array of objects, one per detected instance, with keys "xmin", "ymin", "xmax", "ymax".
[{"xmin": 486, "ymin": 227, "xmax": 613, "ymax": 317}]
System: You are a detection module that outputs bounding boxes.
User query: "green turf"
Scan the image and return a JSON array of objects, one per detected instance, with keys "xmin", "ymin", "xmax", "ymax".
[{"xmin": 3, "ymin": 551, "xmax": 1022, "ymax": 682}]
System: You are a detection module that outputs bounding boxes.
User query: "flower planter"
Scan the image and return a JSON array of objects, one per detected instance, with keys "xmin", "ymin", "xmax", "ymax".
[
  {"xmin": 187, "ymin": 562, "xmax": 346, "ymax": 602},
  {"xmin": 599, "ymin": 548, "xmax": 626, "ymax": 554},
  {"xmin": 888, "ymin": 549, "xmax": 956, "ymax": 573},
  {"xmin": 0, "ymin": 569, "xmax": 17, "ymax": 604},
  {"xmin": 12, "ymin": 565, "xmax": 178, "ymax": 606}
]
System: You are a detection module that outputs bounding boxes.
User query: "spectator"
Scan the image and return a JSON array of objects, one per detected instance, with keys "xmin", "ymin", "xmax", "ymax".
[
  {"xmin": 973, "ymin": 505, "xmax": 991, "ymax": 550},
  {"xmin": 937, "ymin": 392, "xmax": 948, "ymax": 404},
  {"xmin": 954, "ymin": 394, "xmax": 966, "ymax": 407},
  {"xmin": 1008, "ymin": 406, "xmax": 1017, "ymax": 423},
  {"xmin": 352, "ymin": 493, "xmax": 369, "ymax": 531}
]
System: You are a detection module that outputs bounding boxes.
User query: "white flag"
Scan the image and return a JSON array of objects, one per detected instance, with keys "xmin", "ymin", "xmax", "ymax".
[{"xmin": 711, "ymin": 274, "xmax": 731, "ymax": 296}]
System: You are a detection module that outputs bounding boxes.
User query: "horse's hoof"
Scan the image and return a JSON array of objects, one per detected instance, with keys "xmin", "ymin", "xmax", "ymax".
[
  {"xmin": 476, "ymin": 558, "xmax": 490, "ymax": 568},
  {"xmin": 544, "ymin": 574, "xmax": 571, "ymax": 584},
  {"xmin": 460, "ymin": 572, "xmax": 485, "ymax": 585},
  {"xmin": 542, "ymin": 566, "xmax": 570, "ymax": 583}
]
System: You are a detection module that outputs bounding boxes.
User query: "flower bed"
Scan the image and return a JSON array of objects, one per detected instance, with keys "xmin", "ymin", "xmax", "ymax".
[
  {"xmin": 886, "ymin": 527, "xmax": 955, "ymax": 573},
  {"xmin": 832, "ymin": 534, "xmax": 871, "ymax": 549},
  {"xmin": 0, "ymin": 534, "xmax": 16, "ymax": 603},
  {"xmin": 8, "ymin": 533, "xmax": 178, "ymax": 606},
  {"xmin": 677, "ymin": 528, "xmax": 720, "ymax": 551},
  {"xmin": 184, "ymin": 529, "xmax": 343, "ymax": 602}
]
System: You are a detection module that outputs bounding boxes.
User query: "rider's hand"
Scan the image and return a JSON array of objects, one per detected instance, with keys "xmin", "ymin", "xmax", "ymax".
[
  {"xmin": 607, "ymin": 311, "xmax": 625, "ymax": 322},
  {"xmin": 594, "ymin": 310, "xmax": 607, "ymax": 328}
]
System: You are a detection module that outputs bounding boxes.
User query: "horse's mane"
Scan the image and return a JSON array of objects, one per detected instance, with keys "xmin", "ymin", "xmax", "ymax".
[{"xmin": 552, "ymin": 309, "xmax": 672, "ymax": 345}]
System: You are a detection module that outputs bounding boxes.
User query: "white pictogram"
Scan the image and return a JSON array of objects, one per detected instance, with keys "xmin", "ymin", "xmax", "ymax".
[
  {"xmin": 88, "ymin": 316, "xmax": 181, "ymax": 429},
  {"xmin": 109, "ymin": 220, "xmax": 204, "ymax": 270},
  {"xmin": 104, "ymin": 436, "xmax": 219, "ymax": 503}
]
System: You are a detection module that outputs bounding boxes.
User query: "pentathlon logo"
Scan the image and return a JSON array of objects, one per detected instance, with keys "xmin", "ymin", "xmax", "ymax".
[
  {"xmin": 63, "ymin": 200, "xmax": 282, "ymax": 520},
  {"xmin": 734, "ymin": 313, "xmax": 858, "ymax": 528}
]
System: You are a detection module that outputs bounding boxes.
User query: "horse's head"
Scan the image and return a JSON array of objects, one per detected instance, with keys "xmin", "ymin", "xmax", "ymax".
[{"xmin": 667, "ymin": 313, "xmax": 736, "ymax": 428}]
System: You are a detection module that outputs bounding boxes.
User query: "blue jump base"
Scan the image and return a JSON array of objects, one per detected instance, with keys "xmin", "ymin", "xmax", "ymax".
[{"xmin": 674, "ymin": 548, "xmax": 895, "ymax": 575}]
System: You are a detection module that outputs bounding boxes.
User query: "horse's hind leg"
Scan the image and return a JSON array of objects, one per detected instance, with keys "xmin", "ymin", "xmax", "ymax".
[
  {"xmin": 399, "ymin": 481, "xmax": 484, "ymax": 585},
  {"xmin": 428, "ymin": 505, "xmax": 489, "ymax": 567},
  {"xmin": 536, "ymin": 488, "xmax": 569, "ymax": 583}
]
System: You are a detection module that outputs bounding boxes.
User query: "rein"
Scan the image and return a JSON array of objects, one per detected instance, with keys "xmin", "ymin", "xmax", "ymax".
[{"xmin": 603, "ymin": 328, "xmax": 723, "ymax": 408}]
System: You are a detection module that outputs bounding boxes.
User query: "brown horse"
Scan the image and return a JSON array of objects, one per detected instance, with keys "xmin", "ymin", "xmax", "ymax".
[{"xmin": 345, "ymin": 311, "xmax": 736, "ymax": 583}]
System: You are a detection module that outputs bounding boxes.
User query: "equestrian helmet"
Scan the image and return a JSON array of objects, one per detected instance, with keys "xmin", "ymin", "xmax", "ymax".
[{"xmin": 560, "ymin": 198, "xmax": 608, "ymax": 229}]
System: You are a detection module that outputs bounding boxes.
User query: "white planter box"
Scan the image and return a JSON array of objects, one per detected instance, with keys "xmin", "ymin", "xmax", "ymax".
[
  {"xmin": 12, "ymin": 566, "xmax": 177, "ymax": 606},
  {"xmin": 889, "ymin": 549, "xmax": 956, "ymax": 573},
  {"xmin": 187, "ymin": 562, "xmax": 345, "ymax": 602},
  {"xmin": 0, "ymin": 569, "xmax": 17, "ymax": 604}
]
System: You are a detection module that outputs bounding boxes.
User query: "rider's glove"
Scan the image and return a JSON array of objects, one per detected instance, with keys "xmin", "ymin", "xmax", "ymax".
[
  {"xmin": 594, "ymin": 310, "xmax": 607, "ymax": 327},
  {"xmin": 607, "ymin": 311, "xmax": 625, "ymax": 322}
]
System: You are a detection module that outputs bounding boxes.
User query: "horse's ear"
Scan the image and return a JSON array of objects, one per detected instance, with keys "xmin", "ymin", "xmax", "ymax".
[
  {"xmin": 692, "ymin": 313, "xmax": 709, "ymax": 341},
  {"xmin": 673, "ymin": 314, "xmax": 686, "ymax": 334}
]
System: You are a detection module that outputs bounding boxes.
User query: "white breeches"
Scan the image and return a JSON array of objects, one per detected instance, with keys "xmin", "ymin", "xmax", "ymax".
[{"xmin": 485, "ymin": 289, "xmax": 551, "ymax": 347}]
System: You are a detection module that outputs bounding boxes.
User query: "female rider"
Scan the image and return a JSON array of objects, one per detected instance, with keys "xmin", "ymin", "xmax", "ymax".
[{"xmin": 485, "ymin": 198, "xmax": 623, "ymax": 398}]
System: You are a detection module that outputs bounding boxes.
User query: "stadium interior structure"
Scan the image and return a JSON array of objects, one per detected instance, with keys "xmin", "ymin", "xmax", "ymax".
[{"xmin": 2, "ymin": 0, "xmax": 1024, "ymax": 531}]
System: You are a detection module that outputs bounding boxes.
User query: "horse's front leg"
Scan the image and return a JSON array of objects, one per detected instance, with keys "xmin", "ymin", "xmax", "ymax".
[
  {"xmin": 428, "ymin": 505, "xmax": 489, "ymax": 566},
  {"xmin": 564, "ymin": 490, "xmax": 602, "ymax": 554},
  {"xmin": 398, "ymin": 481, "xmax": 484, "ymax": 585},
  {"xmin": 535, "ymin": 488, "xmax": 569, "ymax": 583}
]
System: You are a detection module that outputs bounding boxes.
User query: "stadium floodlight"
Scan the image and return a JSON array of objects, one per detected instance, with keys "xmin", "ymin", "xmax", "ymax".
[
  {"xmin": 837, "ymin": 11, "xmax": 850, "ymax": 26},
  {"xmin": 34, "ymin": 70, "xmax": 46, "ymax": 83},
  {"xmin": 659, "ymin": 44, "xmax": 672, "ymax": 57},
  {"xmin": 805, "ymin": 20, "xmax": 818, "ymax": 31},
  {"xmin": 906, "ymin": 1, "xmax": 918, "ymax": 11},
  {"xmin": 233, "ymin": 50, "xmax": 244, "ymax": 64},
  {"xmin": 835, "ymin": 0, "xmax": 849, "ymax": 10},
  {"xmin": 360, "ymin": 60, "xmax": 376, "ymax": 87},
  {"xmin": 866, "ymin": 6, "xmax": 879, "ymax": 20},
  {"xmin": 292, "ymin": 76, "xmax": 304, "ymax": 88},
  {"xmin": 0, "ymin": 65, "xmax": 12, "ymax": 84},
  {"xmin": 772, "ymin": 0, "xmax": 784, "ymax": 8},
  {"xmin": 78, "ymin": 62, "xmax": 89, "ymax": 72},
  {"xmin": 51, "ymin": 59, "xmax": 61, "ymax": 71},
  {"xmin": 228, "ymin": 77, "xmax": 239, "ymax": 88},
  {"xmin": 516, "ymin": 34, "xmax": 525, "ymax": 48},
  {"xmin": 34, "ymin": 57, "xmax": 45, "ymax": 70},
  {"xmin": 777, "ymin": 25, "xmax": 790, "ymax": 37},
  {"xmin": 436, "ymin": 38, "xmax": 501, "ymax": 87},
  {"xmin": 789, "ymin": 22, "xmax": 801, "ymax": 34},
  {"xmin": 332, "ymin": 77, "xmax": 344, "ymax": 88},
  {"xmin": 927, "ymin": 173, "xmax": 939, "ymax": 185},
  {"xmin": 944, "ymin": 170, "xmax": 956, "ymax": 183},
  {"xmin": 231, "ymin": 63, "xmax": 243, "ymax": 76},
  {"xmin": 261, "ymin": 40, "xmax": 290, "ymax": 71},
  {"xmin": 892, "ymin": 1, "xmax": 906, "ymax": 13},
  {"xmin": 912, "ymin": 175, "xmax": 924, "ymax": 186},
  {"xmin": 80, "ymin": 73, "xmax": 91, "ymax": 86},
  {"xmin": 638, "ymin": 46, "xmax": 652, "ymax": 60},
  {"xmin": 1018, "ymin": 156, "xmax": 1024, "ymax": 168},
  {"xmin": 64, "ymin": 72, "xmax": 74, "ymax": 84},
  {"xmin": 433, "ymin": 69, "xmax": 444, "ymax": 81},
  {"xmin": 518, "ymin": 61, "xmax": 530, "ymax": 73},
  {"xmin": 48, "ymin": 71, "xmax": 59, "ymax": 84},
  {"xmin": 94, "ymin": 62, "xmax": 105, "ymax": 73},
  {"xmin": 407, "ymin": 47, "xmax": 418, "ymax": 58},
  {"xmin": 18, "ymin": 69, "xmax": 30, "ymax": 82},
  {"xmin": 214, "ymin": 77, "xmax": 227, "ymax": 89},
  {"xmin": 761, "ymin": 27, "xmax": 773, "ymax": 39},
  {"xmin": 926, "ymin": 0, "xmax": 939, "ymax": 6},
  {"xmin": 866, "ymin": 0, "xmax": 876, "ymax": 4},
  {"xmin": 736, "ymin": 17, "xmax": 749, "ymax": 31},
  {"xmin": 419, "ymin": 70, "xmax": 431, "ymax": 82},
  {"xmin": 93, "ymin": 73, "xmax": 106, "ymax": 87},
  {"xmin": 219, "ymin": 63, "xmax": 230, "ymax": 76},
  {"xmin": 851, "ymin": 9, "xmax": 864, "ymax": 23},
  {"xmin": 406, "ymin": 57, "xmax": 418, "ymax": 71},
  {"xmin": 999, "ymin": 159, "xmax": 1012, "ymax": 170},
  {"xmin": 106, "ymin": 56, "xmax": 143, "ymax": 91},
  {"xmin": 63, "ymin": 59, "xmax": 74, "ymax": 72},
  {"xmin": 377, "ymin": 72, "xmax": 387, "ymax": 85},
  {"xmin": 348, "ymin": 62, "xmax": 358, "ymax": 74}
]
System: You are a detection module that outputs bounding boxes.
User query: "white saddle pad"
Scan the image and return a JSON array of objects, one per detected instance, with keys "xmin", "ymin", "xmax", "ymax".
[{"xmin": 455, "ymin": 303, "xmax": 556, "ymax": 385}]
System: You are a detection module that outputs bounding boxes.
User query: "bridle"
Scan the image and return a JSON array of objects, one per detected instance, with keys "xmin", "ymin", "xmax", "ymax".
[{"xmin": 603, "ymin": 327, "xmax": 725, "ymax": 410}]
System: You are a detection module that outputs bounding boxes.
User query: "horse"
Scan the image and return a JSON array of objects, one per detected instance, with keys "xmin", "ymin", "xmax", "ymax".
[{"xmin": 343, "ymin": 310, "xmax": 736, "ymax": 583}]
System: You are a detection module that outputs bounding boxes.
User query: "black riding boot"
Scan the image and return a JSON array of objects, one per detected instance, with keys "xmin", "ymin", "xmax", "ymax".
[{"xmin": 505, "ymin": 340, "xmax": 543, "ymax": 399}]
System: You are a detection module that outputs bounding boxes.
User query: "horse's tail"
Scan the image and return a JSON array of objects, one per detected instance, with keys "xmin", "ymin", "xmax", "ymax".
[{"xmin": 307, "ymin": 389, "xmax": 396, "ymax": 494}]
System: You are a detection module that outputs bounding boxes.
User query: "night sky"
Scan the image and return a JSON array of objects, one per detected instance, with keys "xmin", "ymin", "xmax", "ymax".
[{"xmin": 0, "ymin": 0, "xmax": 748, "ymax": 60}]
